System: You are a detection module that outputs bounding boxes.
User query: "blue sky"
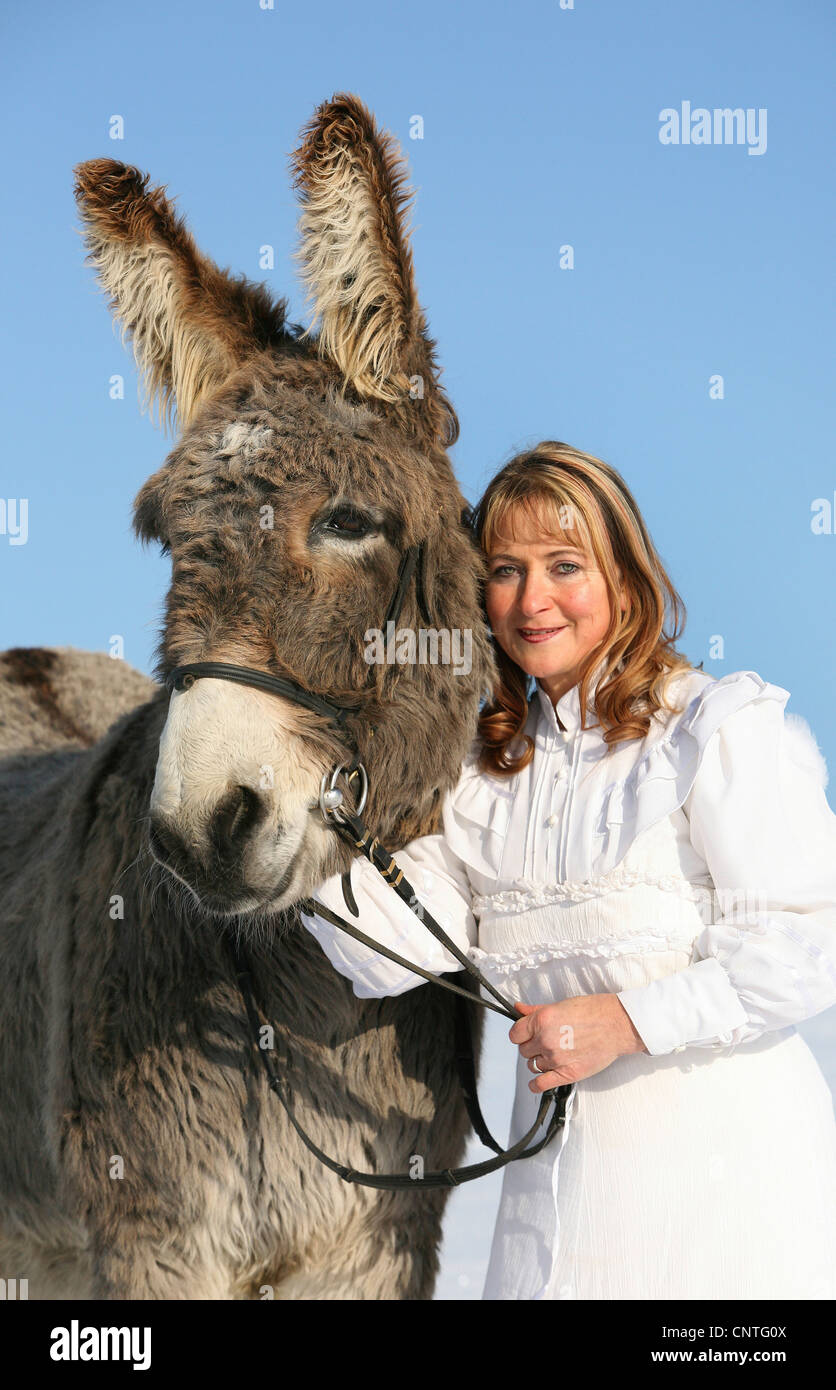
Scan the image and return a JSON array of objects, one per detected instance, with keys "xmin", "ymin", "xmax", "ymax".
[{"xmin": 2, "ymin": 0, "xmax": 834, "ymax": 792}]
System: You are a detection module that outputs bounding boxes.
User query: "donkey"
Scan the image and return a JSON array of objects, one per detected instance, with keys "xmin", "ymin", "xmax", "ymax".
[{"xmin": 0, "ymin": 94, "xmax": 497, "ymax": 1299}]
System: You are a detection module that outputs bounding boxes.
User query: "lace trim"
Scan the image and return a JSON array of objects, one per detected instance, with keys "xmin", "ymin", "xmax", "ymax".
[
  {"xmin": 472, "ymin": 869, "xmax": 713, "ymax": 916},
  {"xmin": 468, "ymin": 929, "xmax": 697, "ymax": 971}
]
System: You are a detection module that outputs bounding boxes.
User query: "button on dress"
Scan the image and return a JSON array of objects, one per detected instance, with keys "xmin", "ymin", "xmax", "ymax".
[{"xmin": 301, "ymin": 667, "xmax": 836, "ymax": 1299}]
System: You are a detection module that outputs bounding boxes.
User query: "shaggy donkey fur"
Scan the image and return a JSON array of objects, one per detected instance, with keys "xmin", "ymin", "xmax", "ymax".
[{"xmin": 0, "ymin": 94, "xmax": 497, "ymax": 1299}]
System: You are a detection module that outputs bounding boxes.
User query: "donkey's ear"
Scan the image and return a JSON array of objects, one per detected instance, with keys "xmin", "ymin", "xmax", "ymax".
[
  {"xmin": 73, "ymin": 159, "xmax": 289, "ymax": 434},
  {"xmin": 290, "ymin": 94, "xmax": 458, "ymax": 446}
]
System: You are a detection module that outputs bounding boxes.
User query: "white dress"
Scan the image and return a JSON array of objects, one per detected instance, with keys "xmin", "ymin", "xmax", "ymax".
[{"xmin": 301, "ymin": 667, "xmax": 836, "ymax": 1300}]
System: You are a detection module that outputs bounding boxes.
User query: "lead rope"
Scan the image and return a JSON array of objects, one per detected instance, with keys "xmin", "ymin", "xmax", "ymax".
[
  {"xmin": 321, "ymin": 796, "xmax": 570, "ymax": 1156},
  {"xmin": 226, "ymin": 934, "xmax": 568, "ymax": 1188},
  {"xmin": 226, "ymin": 781, "xmax": 571, "ymax": 1188}
]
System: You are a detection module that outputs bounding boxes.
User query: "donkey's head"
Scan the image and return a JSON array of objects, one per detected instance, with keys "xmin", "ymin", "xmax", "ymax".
[{"xmin": 75, "ymin": 94, "xmax": 496, "ymax": 921}]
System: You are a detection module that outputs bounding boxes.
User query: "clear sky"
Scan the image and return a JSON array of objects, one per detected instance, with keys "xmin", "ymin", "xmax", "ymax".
[{"xmin": 2, "ymin": 0, "xmax": 834, "ymax": 793}]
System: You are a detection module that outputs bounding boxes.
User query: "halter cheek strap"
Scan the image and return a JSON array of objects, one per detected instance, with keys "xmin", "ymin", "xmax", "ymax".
[{"xmin": 165, "ymin": 542, "xmax": 431, "ymax": 734}]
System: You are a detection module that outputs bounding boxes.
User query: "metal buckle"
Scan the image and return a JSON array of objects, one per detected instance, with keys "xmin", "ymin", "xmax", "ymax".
[
  {"xmin": 171, "ymin": 668, "xmax": 196, "ymax": 692},
  {"xmin": 319, "ymin": 763, "xmax": 368, "ymax": 825}
]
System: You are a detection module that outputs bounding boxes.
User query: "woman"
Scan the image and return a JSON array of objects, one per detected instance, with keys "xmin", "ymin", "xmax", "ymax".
[{"xmin": 301, "ymin": 441, "xmax": 836, "ymax": 1300}]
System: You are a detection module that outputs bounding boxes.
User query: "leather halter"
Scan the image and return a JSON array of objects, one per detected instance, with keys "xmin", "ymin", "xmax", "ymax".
[
  {"xmin": 163, "ymin": 540, "xmax": 571, "ymax": 1188},
  {"xmin": 167, "ymin": 543, "xmax": 432, "ymax": 729}
]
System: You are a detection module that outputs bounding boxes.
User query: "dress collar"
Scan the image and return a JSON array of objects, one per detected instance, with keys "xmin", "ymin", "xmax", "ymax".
[{"xmin": 532, "ymin": 656, "xmax": 609, "ymax": 735}]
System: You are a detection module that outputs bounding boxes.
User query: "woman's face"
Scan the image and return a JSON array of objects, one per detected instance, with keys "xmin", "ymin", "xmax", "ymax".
[{"xmin": 484, "ymin": 507, "xmax": 625, "ymax": 703}]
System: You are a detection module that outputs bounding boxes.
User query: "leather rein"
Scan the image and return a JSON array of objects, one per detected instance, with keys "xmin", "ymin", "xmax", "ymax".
[{"xmin": 164, "ymin": 541, "xmax": 571, "ymax": 1188}]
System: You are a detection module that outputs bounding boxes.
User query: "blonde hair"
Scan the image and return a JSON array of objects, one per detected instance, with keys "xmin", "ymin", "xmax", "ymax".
[{"xmin": 470, "ymin": 441, "xmax": 694, "ymax": 776}]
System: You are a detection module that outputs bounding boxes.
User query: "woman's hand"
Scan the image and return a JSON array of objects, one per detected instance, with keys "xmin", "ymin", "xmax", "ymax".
[{"xmin": 510, "ymin": 994, "xmax": 648, "ymax": 1092}]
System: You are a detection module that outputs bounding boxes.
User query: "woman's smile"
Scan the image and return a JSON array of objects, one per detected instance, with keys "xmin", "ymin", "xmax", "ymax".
[{"xmin": 518, "ymin": 625, "xmax": 568, "ymax": 643}]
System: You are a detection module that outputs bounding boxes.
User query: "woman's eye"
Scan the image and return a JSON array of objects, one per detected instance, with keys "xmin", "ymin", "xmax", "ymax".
[
  {"xmin": 489, "ymin": 561, "xmax": 580, "ymax": 578},
  {"xmin": 322, "ymin": 507, "xmax": 373, "ymax": 538}
]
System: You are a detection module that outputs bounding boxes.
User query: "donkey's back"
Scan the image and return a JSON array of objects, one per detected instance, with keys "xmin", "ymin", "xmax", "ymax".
[
  {"xmin": 0, "ymin": 648, "xmax": 155, "ymax": 1296},
  {"xmin": 0, "ymin": 647, "xmax": 156, "ymax": 757}
]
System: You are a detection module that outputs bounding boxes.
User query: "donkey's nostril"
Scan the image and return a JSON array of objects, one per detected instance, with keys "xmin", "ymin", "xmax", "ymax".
[
  {"xmin": 209, "ymin": 784, "xmax": 267, "ymax": 858},
  {"xmin": 149, "ymin": 817, "xmax": 187, "ymax": 868}
]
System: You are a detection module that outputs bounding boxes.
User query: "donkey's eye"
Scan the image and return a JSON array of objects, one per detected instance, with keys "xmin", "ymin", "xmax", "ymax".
[{"xmin": 321, "ymin": 506, "xmax": 375, "ymax": 539}]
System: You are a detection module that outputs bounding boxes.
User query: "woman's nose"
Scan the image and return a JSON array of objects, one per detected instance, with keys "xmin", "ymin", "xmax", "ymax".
[{"xmin": 517, "ymin": 573, "xmax": 557, "ymax": 617}]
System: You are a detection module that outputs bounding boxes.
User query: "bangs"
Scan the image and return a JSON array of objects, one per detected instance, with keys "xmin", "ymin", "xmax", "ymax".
[{"xmin": 482, "ymin": 487, "xmax": 595, "ymax": 558}]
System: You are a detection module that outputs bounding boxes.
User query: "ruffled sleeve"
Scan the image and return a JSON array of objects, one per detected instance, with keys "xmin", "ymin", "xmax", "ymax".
[
  {"xmin": 300, "ymin": 749, "xmax": 486, "ymax": 998},
  {"xmin": 439, "ymin": 745, "xmax": 517, "ymax": 881},
  {"xmin": 591, "ymin": 670, "xmax": 792, "ymax": 879},
  {"xmin": 617, "ymin": 688, "xmax": 836, "ymax": 1055}
]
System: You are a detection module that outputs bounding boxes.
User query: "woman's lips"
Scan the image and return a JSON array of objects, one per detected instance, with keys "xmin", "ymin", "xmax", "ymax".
[{"xmin": 517, "ymin": 625, "xmax": 567, "ymax": 643}]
